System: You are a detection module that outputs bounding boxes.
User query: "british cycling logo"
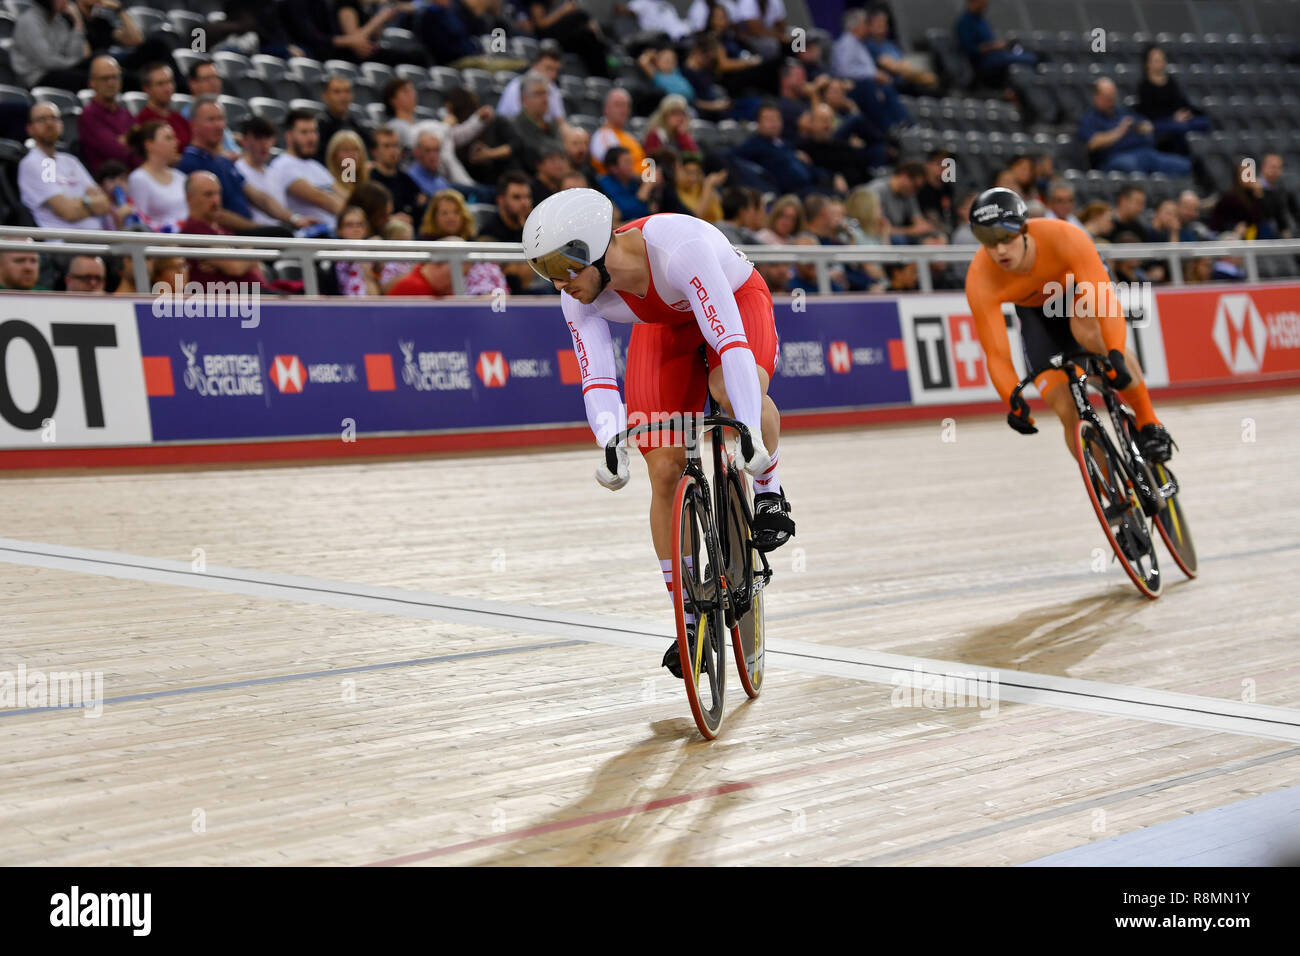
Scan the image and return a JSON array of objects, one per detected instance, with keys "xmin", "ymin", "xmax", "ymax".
[
  {"xmin": 181, "ymin": 341, "xmax": 264, "ymax": 397},
  {"xmin": 398, "ymin": 340, "xmax": 471, "ymax": 391}
]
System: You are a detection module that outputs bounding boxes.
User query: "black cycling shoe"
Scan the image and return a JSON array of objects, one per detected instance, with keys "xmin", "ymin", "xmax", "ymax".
[
  {"xmin": 752, "ymin": 490, "xmax": 795, "ymax": 552},
  {"xmin": 1138, "ymin": 423, "xmax": 1175, "ymax": 463},
  {"xmin": 663, "ymin": 621, "xmax": 697, "ymax": 680}
]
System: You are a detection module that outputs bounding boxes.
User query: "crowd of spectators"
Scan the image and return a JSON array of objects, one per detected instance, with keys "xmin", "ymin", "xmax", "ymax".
[{"xmin": 1, "ymin": 0, "xmax": 1294, "ymax": 297}]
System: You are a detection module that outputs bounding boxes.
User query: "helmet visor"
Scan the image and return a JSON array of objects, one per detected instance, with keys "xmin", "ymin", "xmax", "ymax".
[
  {"xmin": 526, "ymin": 239, "xmax": 598, "ymax": 282},
  {"xmin": 972, "ymin": 221, "xmax": 1024, "ymax": 247}
]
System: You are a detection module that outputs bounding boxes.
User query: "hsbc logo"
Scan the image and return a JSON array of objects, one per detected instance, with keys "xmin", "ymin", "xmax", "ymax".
[
  {"xmin": 827, "ymin": 341, "xmax": 851, "ymax": 373},
  {"xmin": 270, "ymin": 354, "xmax": 306, "ymax": 393},
  {"xmin": 476, "ymin": 351, "xmax": 509, "ymax": 387},
  {"xmin": 1212, "ymin": 294, "xmax": 1268, "ymax": 374}
]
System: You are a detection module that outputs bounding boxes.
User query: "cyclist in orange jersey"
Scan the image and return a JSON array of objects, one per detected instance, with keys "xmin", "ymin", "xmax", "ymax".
[{"xmin": 963, "ymin": 187, "xmax": 1174, "ymax": 462}]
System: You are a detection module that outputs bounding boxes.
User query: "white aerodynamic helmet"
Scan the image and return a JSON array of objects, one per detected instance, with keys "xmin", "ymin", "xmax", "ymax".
[{"xmin": 522, "ymin": 188, "xmax": 615, "ymax": 284}]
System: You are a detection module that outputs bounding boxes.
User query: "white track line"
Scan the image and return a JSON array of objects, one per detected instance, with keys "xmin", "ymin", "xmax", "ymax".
[{"xmin": 3, "ymin": 537, "xmax": 1299, "ymax": 743}]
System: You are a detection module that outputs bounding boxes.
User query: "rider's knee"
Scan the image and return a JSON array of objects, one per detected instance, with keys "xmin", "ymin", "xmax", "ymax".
[{"xmin": 645, "ymin": 449, "xmax": 686, "ymax": 490}]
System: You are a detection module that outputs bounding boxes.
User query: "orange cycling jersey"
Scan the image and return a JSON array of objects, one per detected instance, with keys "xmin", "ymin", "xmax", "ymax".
[{"xmin": 964, "ymin": 217, "xmax": 1129, "ymax": 402}]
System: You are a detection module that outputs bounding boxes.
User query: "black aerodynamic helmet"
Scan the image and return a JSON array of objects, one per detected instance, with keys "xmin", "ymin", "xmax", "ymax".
[{"xmin": 969, "ymin": 187, "xmax": 1028, "ymax": 246}]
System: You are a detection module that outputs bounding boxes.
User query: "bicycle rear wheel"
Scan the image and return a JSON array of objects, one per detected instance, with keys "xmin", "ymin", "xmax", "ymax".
[
  {"xmin": 671, "ymin": 473, "xmax": 727, "ymax": 738},
  {"xmin": 719, "ymin": 458, "xmax": 764, "ymax": 699},
  {"xmin": 1074, "ymin": 420, "xmax": 1162, "ymax": 599},
  {"xmin": 1152, "ymin": 462, "xmax": 1198, "ymax": 578}
]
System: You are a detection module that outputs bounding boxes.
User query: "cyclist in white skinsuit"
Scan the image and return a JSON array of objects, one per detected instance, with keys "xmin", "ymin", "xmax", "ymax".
[{"xmin": 523, "ymin": 189, "xmax": 793, "ymax": 678}]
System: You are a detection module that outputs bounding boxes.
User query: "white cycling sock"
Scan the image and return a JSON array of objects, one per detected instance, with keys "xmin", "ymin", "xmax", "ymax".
[
  {"xmin": 660, "ymin": 556, "xmax": 695, "ymax": 625},
  {"xmin": 753, "ymin": 451, "xmax": 781, "ymax": 496}
]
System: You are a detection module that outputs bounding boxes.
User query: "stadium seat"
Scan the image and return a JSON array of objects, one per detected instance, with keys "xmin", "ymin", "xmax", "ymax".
[
  {"xmin": 288, "ymin": 99, "xmax": 325, "ymax": 118},
  {"xmin": 122, "ymin": 91, "xmax": 148, "ymax": 115},
  {"xmin": 172, "ymin": 49, "xmax": 208, "ymax": 82},
  {"xmin": 364, "ymin": 103, "xmax": 387, "ymax": 127},
  {"xmin": 469, "ymin": 203, "xmax": 496, "ymax": 231},
  {"xmin": 32, "ymin": 87, "xmax": 80, "ymax": 115},
  {"xmin": 288, "ymin": 57, "xmax": 324, "ymax": 88},
  {"xmin": 213, "ymin": 52, "xmax": 253, "ymax": 81},
  {"xmin": 126, "ymin": 6, "xmax": 167, "ymax": 35},
  {"xmin": 461, "ymin": 68, "xmax": 495, "ymax": 98},
  {"xmin": 361, "ymin": 62, "xmax": 395, "ymax": 88},
  {"xmin": 170, "ymin": 92, "xmax": 192, "ymax": 114},
  {"xmin": 167, "ymin": 9, "xmax": 204, "ymax": 40},
  {"xmin": 509, "ymin": 36, "xmax": 538, "ymax": 62},
  {"xmin": 322, "ymin": 60, "xmax": 359, "ymax": 83},
  {"xmin": 251, "ymin": 54, "xmax": 289, "ymax": 83},
  {"xmin": 426, "ymin": 66, "xmax": 459, "ymax": 92},
  {"xmin": 217, "ymin": 95, "xmax": 249, "ymax": 129},
  {"xmin": 249, "ymin": 97, "xmax": 288, "ymax": 127}
]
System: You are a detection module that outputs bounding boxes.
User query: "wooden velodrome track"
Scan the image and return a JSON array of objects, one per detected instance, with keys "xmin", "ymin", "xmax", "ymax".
[{"xmin": 1, "ymin": 389, "xmax": 1297, "ymax": 866}]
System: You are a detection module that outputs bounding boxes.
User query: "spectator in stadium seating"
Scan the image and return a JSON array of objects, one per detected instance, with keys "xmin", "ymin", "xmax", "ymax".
[
  {"xmin": 787, "ymin": 232, "xmax": 845, "ymax": 294},
  {"xmin": 691, "ymin": 0, "xmax": 789, "ymax": 57},
  {"xmin": 844, "ymin": 185, "xmax": 890, "ymax": 287},
  {"xmin": 1079, "ymin": 200, "xmax": 1115, "ymax": 240},
  {"xmin": 527, "ymin": 1, "xmax": 613, "ymax": 78},
  {"xmin": 1111, "ymin": 185, "xmax": 1151, "ymax": 240},
  {"xmin": 628, "ymin": 0, "xmax": 694, "ymax": 41},
  {"xmin": 734, "ymin": 102, "xmax": 827, "ymax": 195},
  {"xmin": 635, "ymin": 46, "xmax": 691, "ymax": 102},
  {"xmin": 334, "ymin": 0, "xmax": 430, "ymax": 66},
  {"xmin": 698, "ymin": 2, "xmax": 781, "ymax": 97},
  {"xmin": 866, "ymin": 161, "xmax": 932, "ymax": 240},
  {"xmin": 1033, "ymin": 152, "xmax": 1055, "ymax": 196},
  {"xmin": 757, "ymin": 261, "xmax": 790, "ymax": 292},
  {"xmin": 419, "ymin": 187, "xmax": 477, "ymax": 241},
  {"xmin": 1176, "ymin": 190, "xmax": 1213, "ymax": 242},
  {"xmin": 317, "ymin": 74, "xmax": 373, "ymax": 163},
  {"xmin": 955, "ymin": 0, "xmax": 1037, "ymax": 82},
  {"xmin": 273, "ymin": 110, "xmax": 346, "ymax": 233},
  {"xmin": 388, "ymin": 235, "xmax": 507, "ymax": 296},
  {"xmin": 796, "ymin": 104, "xmax": 871, "ymax": 190},
  {"xmin": 643, "ymin": 147, "xmax": 692, "ymax": 216},
  {"xmin": 334, "ymin": 204, "xmax": 408, "ymax": 295},
  {"xmin": 325, "ymin": 130, "xmax": 370, "ymax": 202},
  {"xmin": 830, "ymin": 8, "xmax": 910, "ymax": 133},
  {"xmin": 381, "ymin": 78, "xmax": 422, "ymax": 150},
  {"xmin": 178, "ymin": 170, "xmax": 266, "ymax": 290},
  {"xmin": 680, "ymin": 35, "xmax": 735, "ymax": 120},
  {"xmin": 1259, "ymin": 153, "xmax": 1299, "ymax": 239},
  {"xmin": 279, "ymin": 0, "xmax": 419, "ymax": 66},
  {"xmin": 1108, "ymin": 229, "xmax": 1151, "ymax": 285},
  {"xmin": 865, "ymin": 4, "xmax": 939, "ymax": 95},
  {"xmin": 1182, "ymin": 255, "xmax": 1214, "ymax": 283},
  {"xmin": 498, "ymin": 45, "xmax": 565, "ymax": 124},
  {"xmin": 369, "ymin": 125, "xmax": 427, "ymax": 224},
  {"xmin": 1137, "ymin": 44, "xmax": 1210, "ymax": 157},
  {"xmin": 126, "ymin": 121, "xmax": 188, "ymax": 231},
  {"xmin": 886, "ymin": 258, "xmax": 919, "ymax": 291},
  {"xmin": 110, "ymin": 253, "xmax": 187, "ymax": 295},
  {"xmin": 404, "ymin": 130, "xmax": 454, "ymax": 199},
  {"xmin": 916, "ymin": 148, "xmax": 956, "ymax": 233},
  {"xmin": 756, "ymin": 193, "xmax": 805, "ymax": 244},
  {"xmin": 529, "ymin": 148, "xmax": 572, "ymax": 205},
  {"xmin": 233, "ymin": 116, "xmax": 302, "ymax": 231},
  {"xmin": 136, "ymin": 63, "xmax": 191, "ymax": 154},
  {"xmin": 348, "ymin": 180, "xmax": 397, "ymax": 235},
  {"xmin": 1148, "ymin": 199, "xmax": 1181, "ymax": 242},
  {"xmin": 18, "ymin": 103, "xmax": 113, "ymax": 231},
  {"xmin": 179, "ymin": 98, "xmax": 300, "ymax": 234},
  {"xmin": 79, "ymin": 56, "xmax": 139, "ymax": 177},
  {"xmin": 12, "ymin": 1, "xmax": 91, "ymax": 90},
  {"xmin": 479, "ymin": 171, "xmax": 538, "ymax": 292},
  {"xmin": 597, "ymin": 146, "xmax": 653, "ymax": 222},
  {"xmin": 446, "ymin": 89, "xmax": 518, "ymax": 190},
  {"xmin": 93, "ymin": 159, "xmax": 135, "ymax": 228},
  {"xmin": 62, "ymin": 254, "xmax": 107, "ymax": 293},
  {"xmin": 1210, "ymin": 234, "xmax": 1247, "ymax": 281},
  {"xmin": 1004, "ymin": 154, "xmax": 1040, "ymax": 203},
  {"xmin": 182, "ymin": 61, "xmax": 239, "ymax": 157},
  {"xmin": 922, "ymin": 232, "xmax": 964, "ymax": 290},
  {"xmin": 0, "ymin": 244, "xmax": 46, "ymax": 291},
  {"xmin": 1043, "ymin": 179, "xmax": 1083, "ymax": 228},
  {"xmin": 774, "ymin": 59, "xmax": 814, "ymax": 140},
  {"xmin": 512, "ymin": 72, "xmax": 565, "ymax": 170},
  {"xmin": 1210, "ymin": 162, "xmax": 1266, "ymax": 238},
  {"xmin": 714, "ymin": 186, "xmax": 765, "ymax": 244},
  {"xmin": 591, "ymin": 89, "xmax": 646, "ymax": 177},
  {"xmin": 950, "ymin": 190, "xmax": 979, "ymax": 244},
  {"xmin": 675, "ymin": 153, "xmax": 726, "ymax": 222},
  {"xmin": 77, "ymin": 0, "xmax": 181, "ymax": 88},
  {"xmin": 413, "ymin": 103, "xmax": 496, "ymax": 202},
  {"xmin": 560, "ymin": 171, "xmax": 589, "ymax": 190},
  {"xmin": 562, "ymin": 126, "xmax": 600, "ymax": 186},
  {"xmin": 642, "ymin": 95, "xmax": 699, "ymax": 156},
  {"xmin": 1079, "ymin": 78, "xmax": 1192, "ymax": 177}
]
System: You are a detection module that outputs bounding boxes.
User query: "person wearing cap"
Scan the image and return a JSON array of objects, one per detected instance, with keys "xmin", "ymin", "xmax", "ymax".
[
  {"xmin": 963, "ymin": 187, "xmax": 1174, "ymax": 465},
  {"xmin": 522, "ymin": 188, "xmax": 794, "ymax": 679}
]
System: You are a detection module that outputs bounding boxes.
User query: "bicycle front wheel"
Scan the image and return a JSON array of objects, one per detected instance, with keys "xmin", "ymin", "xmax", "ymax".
[
  {"xmin": 1074, "ymin": 420, "xmax": 1162, "ymax": 599},
  {"xmin": 671, "ymin": 473, "xmax": 727, "ymax": 738},
  {"xmin": 719, "ymin": 458, "xmax": 763, "ymax": 699}
]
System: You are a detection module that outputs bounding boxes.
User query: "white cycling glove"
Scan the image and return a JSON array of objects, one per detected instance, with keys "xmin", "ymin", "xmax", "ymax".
[
  {"xmin": 596, "ymin": 444, "xmax": 630, "ymax": 491},
  {"xmin": 735, "ymin": 435, "xmax": 773, "ymax": 479}
]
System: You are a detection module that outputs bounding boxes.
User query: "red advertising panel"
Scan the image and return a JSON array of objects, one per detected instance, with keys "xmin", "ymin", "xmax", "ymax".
[{"xmin": 1159, "ymin": 285, "xmax": 1300, "ymax": 382}]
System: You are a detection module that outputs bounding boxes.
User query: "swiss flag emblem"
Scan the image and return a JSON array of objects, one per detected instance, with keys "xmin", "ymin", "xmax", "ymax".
[
  {"xmin": 948, "ymin": 314, "xmax": 986, "ymax": 388},
  {"xmin": 270, "ymin": 354, "xmax": 305, "ymax": 393},
  {"xmin": 827, "ymin": 340, "xmax": 851, "ymax": 374},
  {"xmin": 476, "ymin": 350, "xmax": 509, "ymax": 387}
]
